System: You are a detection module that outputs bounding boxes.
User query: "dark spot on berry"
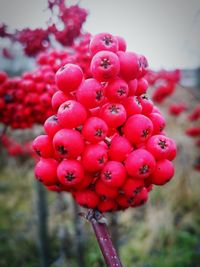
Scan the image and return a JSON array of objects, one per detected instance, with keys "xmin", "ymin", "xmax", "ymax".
[
  {"xmin": 128, "ymin": 197, "xmax": 135, "ymax": 204},
  {"xmin": 63, "ymin": 102, "xmax": 71, "ymax": 109},
  {"xmin": 104, "ymin": 171, "xmax": 112, "ymax": 180},
  {"xmin": 36, "ymin": 149, "xmax": 41, "ymax": 156},
  {"xmin": 96, "ymin": 90, "xmax": 103, "ymax": 101},
  {"xmin": 134, "ymin": 187, "xmax": 142, "ymax": 194},
  {"xmin": 109, "ymin": 104, "xmax": 120, "ymax": 114},
  {"xmin": 102, "ymin": 35, "xmax": 113, "ymax": 46},
  {"xmin": 117, "ymin": 87, "xmax": 126, "ymax": 96},
  {"xmin": 141, "ymin": 128, "xmax": 150, "ymax": 138},
  {"xmin": 95, "ymin": 128, "xmax": 103, "ymax": 137},
  {"xmin": 65, "ymin": 172, "xmax": 75, "ymax": 181},
  {"xmin": 118, "ymin": 189, "xmax": 124, "ymax": 195},
  {"xmin": 100, "ymin": 195, "xmax": 106, "ymax": 201},
  {"xmin": 136, "ymin": 97, "xmax": 141, "ymax": 105},
  {"xmin": 158, "ymin": 139, "xmax": 167, "ymax": 149},
  {"xmin": 98, "ymin": 156, "xmax": 105, "ymax": 164},
  {"xmin": 57, "ymin": 145, "xmax": 68, "ymax": 155},
  {"xmin": 100, "ymin": 58, "xmax": 110, "ymax": 69},
  {"xmin": 139, "ymin": 164, "xmax": 149, "ymax": 174}
]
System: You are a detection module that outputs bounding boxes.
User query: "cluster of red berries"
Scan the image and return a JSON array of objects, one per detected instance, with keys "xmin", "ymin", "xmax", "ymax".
[
  {"xmin": 33, "ymin": 32, "xmax": 176, "ymax": 212},
  {"xmin": 0, "ymin": 68, "xmax": 56, "ymax": 128}
]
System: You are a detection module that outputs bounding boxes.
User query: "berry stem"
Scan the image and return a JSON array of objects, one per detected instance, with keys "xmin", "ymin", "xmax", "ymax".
[{"xmin": 86, "ymin": 209, "xmax": 123, "ymax": 267}]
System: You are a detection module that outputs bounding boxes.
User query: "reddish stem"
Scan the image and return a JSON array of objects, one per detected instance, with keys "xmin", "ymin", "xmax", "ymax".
[{"xmin": 86, "ymin": 209, "xmax": 123, "ymax": 267}]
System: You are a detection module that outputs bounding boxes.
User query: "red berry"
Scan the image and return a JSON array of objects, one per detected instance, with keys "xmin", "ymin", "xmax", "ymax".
[
  {"xmin": 123, "ymin": 114, "xmax": 153, "ymax": 145},
  {"xmin": 82, "ymin": 117, "xmax": 108, "ymax": 143},
  {"xmin": 122, "ymin": 96, "xmax": 142, "ymax": 117},
  {"xmin": 149, "ymin": 159, "xmax": 175, "ymax": 185},
  {"xmin": 148, "ymin": 112, "xmax": 166, "ymax": 134},
  {"xmin": 76, "ymin": 78, "xmax": 105, "ymax": 108},
  {"xmin": 115, "ymin": 35, "xmax": 126, "ymax": 51},
  {"xmin": 140, "ymin": 95, "xmax": 153, "ymax": 115},
  {"xmin": 53, "ymin": 129, "xmax": 84, "ymax": 159},
  {"xmin": 131, "ymin": 187, "xmax": 148, "ymax": 207},
  {"xmin": 99, "ymin": 103, "xmax": 127, "ymax": 128},
  {"xmin": 34, "ymin": 158, "xmax": 58, "ymax": 186},
  {"xmin": 125, "ymin": 149, "xmax": 156, "ymax": 179},
  {"xmin": 105, "ymin": 78, "xmax": 129, "ymax": 102},
  {"xmin": 89, "ymin": 32, "xmax": 119, "ymax": 56},
  {"xmin": 57, "ymin": 100, "xmax": 87, "ymax": 128},
  {"xmin": 90, "ymin": 51, "xmax": 120, "ymax": 81},
  {"xmin": 51, "ymin": 90, "xmax": 70, "ymax": 111},
  {"xmin": 44, "ymin": 115, "xmax": 61, "ymax": 139},
  {"xmin": 122, "ymin": 178, "xmax": 144, "ymax": 197},
  {"xmin": 32, "ymin": 135, "xmax": 54, "ymax": 158},
  {"xmin": 135, "ymin": 78, "xmax": 148, "ymax": 96},
  {"xmin": 55, "ymin": 63, "xmax": 83, "ymax": 93},
  {"xmin": 108, "ymin": 135, "xmax": 133, "ymax": 162},
  {"xmin": 74, "ymin": 190, "xmax": 99, "ymax": 208},
  {"xmin": 57, "ymin": 159, "xmax": 84, "ymax": 187},
  {"xmin": 101, "ymin": 161, "xmax": 126, "ymax": 188},
  {"xmin": 98, "ymin": 199, "xmax": 117, "ymax": 212},
  {"xmin": 82, "ymin": 144, "xmax": 108, "ymax": 172}
]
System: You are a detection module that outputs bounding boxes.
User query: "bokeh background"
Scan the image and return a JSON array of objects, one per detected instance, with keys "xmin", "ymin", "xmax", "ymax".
[{"xmin": 0, "ymin": 1, "xmax": 200, "ymax": 267}]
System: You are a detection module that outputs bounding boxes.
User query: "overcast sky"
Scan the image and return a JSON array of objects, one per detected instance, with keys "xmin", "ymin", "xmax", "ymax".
[{"xmin": 0, "ymin": 0, "xmax": 200, "ymax": 69}]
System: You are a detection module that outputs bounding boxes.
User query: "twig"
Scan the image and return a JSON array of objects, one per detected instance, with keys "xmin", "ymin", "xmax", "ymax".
[{"xmin": 84, "ymin": 209, "xmax": 123, "ymax": 267}]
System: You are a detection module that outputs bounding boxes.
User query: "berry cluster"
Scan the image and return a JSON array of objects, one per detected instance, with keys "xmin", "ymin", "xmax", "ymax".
[{"xmin": 33, "ymin": 32, "xmax": 176, "ymax": 212}]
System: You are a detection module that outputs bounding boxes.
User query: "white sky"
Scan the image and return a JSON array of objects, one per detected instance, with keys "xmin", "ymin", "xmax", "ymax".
[{"xmin": 0, "ymin": 0, "xmax": 200, "ymax": 69}]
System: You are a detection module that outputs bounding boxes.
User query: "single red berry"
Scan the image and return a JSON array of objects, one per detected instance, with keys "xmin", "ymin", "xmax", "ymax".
[
  {"xmin": 57, "ymin": 159, "xmax": 84, "ymax": 187},
  {"xmin": 76, "ymin": 78, "xmax": 105, "ymax": 108},
  {"xmin": 128, "ymin": 79, "xmax": 138, "ymax": 96},
  {"xmin": 97, "ymin": 199, "xmax": 117, "ymax": 213},
  {"xmin": 149, "ymin": 159, "xmax": 175, "ymax": 185},
  {"xmin": 125, "ymin": 149, "xmax": 156, "ymax": 179},
  {"xmin": 55, "ymin": 63, "xmax": 83, "ymax": 93},
  {"xmin": 89, "ymin": 32, "xmax": 119, "ymax": 56},
  {"xmin": 123, "ymin": 114, "xmax": 153, "ymax": 145},
  {"xmin": 32, "ymin": 135, "xmax": 54, "ymax": 158},
  {"xmin": 148, "ymin": 112, "xmax": 166, "ymax": 135},
  {"xmin": 105, "ymin": 78, "xmax": 129, "ymax": 102},
  {"xmin": 108, "ymin": 135, "xmax": 133, "ymax": 162},
  {"xmin": 131, "ymin": 187, "xmax": 148, "ymax": 207},
  {"xmin": 53, "ymin": 129, "xmax": 84, "ymax": 159},
  {"xmin": 82, "ymin": 117, "xmax": 108, "ymax": 143},
  {"xmin": 117, "ymin": 51, "xmax": 141, "ymax": 81},
  {"xmin": 117, "ymin": 195, "xmax": 134, "ymax": 209},
  {"xmin": 90, "ymin": 51, "xmax": 120, "ymax": 81},
  {"xmin": 82, "ymin": 144, "xmax": 108, "ymax": 172},
  {"xmin": 101, "ymin": 161, "xmax": 126, "ymax": 188},
  {"xmin": 57, "ymin": 100, "xmax": 87, "ymax": 128},
  {"xmin": 99, "ymin": 103, "xmax": 127, "ymax": 128},
  {"xmin": 74, "ymin": 173, "xmax": 94, "ymax": 191},
  {"xmin": 44, "ymin": 115, "xmax": 61, "ymax": 139},
  {"xmin": 146, "ymin": 135, "xmax": 173, "ymax": 160},
  {"xmin": 139, "ymin": 95, "xmax": 153, "ymax": 115},
  {"xmin": 74, "ymin": 190, "xmax": 99, "ymax": 208},
  {"xmin": 167, "ymin": 138, "xmax": 177, "ymax": 161},
  {"xmin": 122, "ymin": 96, "xmax": 142, "ymax": 117},
  {"xmin": 51, "ymin": 90, "xmax": 70, "ymax": 111},
  {"xmin": 122, "ymin": 178, "xmax": 144, "ymax": 197},
  {"xmin": 34, "ymin": 158, "xmax": 58, "ymax": 186},
  {"xmin": 135, "ymin": 78, "xmax": 148, "ymax": 96},
  {"xmin": 115, "ymin": 35, "xmax": 126, "ymax": 51},
  {"xmin": 95, "ymin": 179, "xmax": 118, "ymax": 199}
]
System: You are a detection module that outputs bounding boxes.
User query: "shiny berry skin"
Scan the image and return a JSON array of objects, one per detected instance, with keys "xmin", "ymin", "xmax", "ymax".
[
  {"xmin": 82, "ymin": 144, "xmax": 108, "ymax": 172},
  {"xmin": 74, "ymin": 190, "xmax": 99, "ymax": 208},
  {"xmin": 76, "ymin": 78, "xmax": 105, "ymax": 108},
  {"xmin": 55, "ymin": 63, "xmax": 83, "ymax": 93},
  {"xmin": 98, "ymin": 199, "xmax": 117, "ymax": 213},
  {"xmin": 82, "ymin": 117, "xmax": 108, "ymax": 143},
  {"xmin": 53, "ymin": 129, "xmax": 84, "ymax": 159},
  {"xmin": 149, "ymin": 159, "xmax": 175, "ymax": 185},
  {"xmin": 32, "ymin": 135, "xmax": 54, "ymax": 158},
  {"xmin": 99, "ymin": 103, "xmax": 127, "ymax": 128},
  {"xmin": 135, "ymin": 78, "xmax": 148, "ymax": 96},
  {"xmin": 122, "ymin": 96, "xmax": 142, "ymax": 117},
  {"xmin": 125, "ymin": 149, "xmax": 156, "ymax": 179},
  {"xmin": 34, "ymin": 158, "xmax": 58, "ymax": 186},
  {"xmin": 101, "ymin": 161, "xmax": 126, "ymax": 188},
  {"xmin": 105, "ymin": 78, "xmax": 129, "ymax": 102},
  {"xmin": 140, "ymin": 95, "xmax": 153, "ymax": 115},
  {"xmin": 51, "ymin": 90, "xmax": 70, "ymax": 111},
  {"xmin": 115, "ymin": 35, "xmax": 126, "ymax": 51},
  {"xmin": 123, "ymin": 114, "xmax": 153, "ymax": 145},
  {"xmin": 57, "ymin": 100, "xmax": 87, "ymax": 128},
  {"xmin": 44, "ymin": 115, "xmax": 61, "ymax": 139},
  {"xmin": 90, "ymin": 51, "xmax": 120, "ymax": 82},
  {"xmin": 146, "ymin": 135, "xmax": 173, "ymax": 160},
  {"xmin": 122, "ymin": 178, "xmax": 144, "ymax": 197},
  {"xmin": 132, "ymin": 187, "xmax": 148, "ymax": 207},
  {"xmin": 128, "ymin": 79, "xmax": 138, "ymax": 96},
  {"xmin": 57, "ymin": 159, "xmax": 84, "ymax": 187},
  {"xmin": 95, "ymin": 179, "xmax": 118, "ymax": 199},
  {"xmin": 89, "ymin": 32, "xmax": 119, "ymax": 56},
  {"xmin": 148, "ymin": 112, "xmax": 166, "ymax": 134},
  {"xmin": 117, "ymin": 51, "xmax": 141, "ymax": 81},
  {"xmin": 108, "ymin": 135, "xmax": 133, "ymax": 162}
]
